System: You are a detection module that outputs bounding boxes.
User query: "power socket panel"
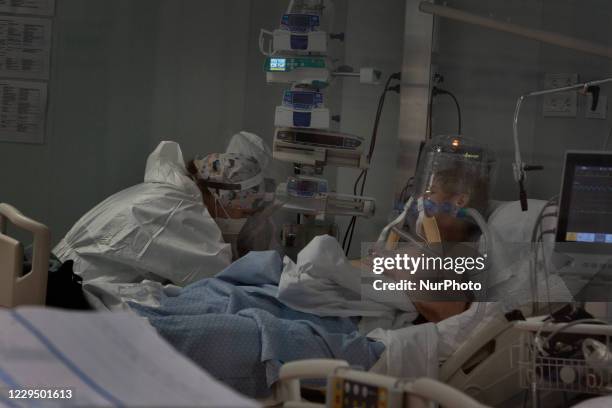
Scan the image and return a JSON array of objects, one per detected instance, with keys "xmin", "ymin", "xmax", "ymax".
[{"xmin": 543, "ymin": 73, "xmax": 578, "ymax": 117}]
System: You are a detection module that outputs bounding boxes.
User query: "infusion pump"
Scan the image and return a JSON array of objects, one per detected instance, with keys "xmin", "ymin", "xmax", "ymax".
[{"xmin": 273, "ymin": 127, "xmax": 368, "ymax": 169}]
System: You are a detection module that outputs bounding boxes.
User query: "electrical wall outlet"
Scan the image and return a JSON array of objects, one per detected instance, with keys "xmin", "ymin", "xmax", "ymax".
[
  {"xmin": 543, "ymin": 73, "xmax": 578, "ymax": 117},
  {"xmin": 585, "ymin": 94, "xmax": 607, "ymax": 119}
]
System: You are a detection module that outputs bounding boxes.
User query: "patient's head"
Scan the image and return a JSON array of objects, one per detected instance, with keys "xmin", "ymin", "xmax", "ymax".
[{"xmin": 424, "ymin": 167, "xmax": 489, "ymax": 241}]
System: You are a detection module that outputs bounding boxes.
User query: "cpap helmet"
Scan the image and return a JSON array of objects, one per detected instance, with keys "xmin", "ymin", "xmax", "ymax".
[{"xmin": 409, "ymin": 135, "xmax": 496, "ymax": 224}]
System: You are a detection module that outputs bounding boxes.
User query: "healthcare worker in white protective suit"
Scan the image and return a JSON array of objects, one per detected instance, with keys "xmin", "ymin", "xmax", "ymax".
[
  {"xmin": 54, "ymin": 132, "xmax": 276, "ymax": 309},
  {"xmin": 54, "ymin": 141, "xmax": 233, "ymax": 290}
]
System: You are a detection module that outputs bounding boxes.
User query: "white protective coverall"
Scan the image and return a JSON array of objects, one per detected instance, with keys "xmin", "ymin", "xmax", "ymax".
[{"xmin": 54, "ymin": 141, "xmax": 232, "ymax": 298}]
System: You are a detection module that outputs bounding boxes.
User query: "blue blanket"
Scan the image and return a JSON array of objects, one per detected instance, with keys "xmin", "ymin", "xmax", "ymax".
[{"xmin": 131, "ymin": 251, "xmax": 385, "ymax": 398}]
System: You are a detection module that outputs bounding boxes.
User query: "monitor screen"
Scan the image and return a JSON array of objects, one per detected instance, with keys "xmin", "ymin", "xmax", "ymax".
[
  {"xmin": 556, "ymin": 152, "xmax": 612, "ymax": 250},
  {"xmin": 292, "ymin": 92, "xmax": 315, "ymax": 106},
  {"xmin": 296, "ymin": 180, "xmax": 318, "ymax": 193},
  {"xmin": 269, "ymin": 58, "xmax": 287, "ymax": 72},
  {"xmin": 288, "ymin": 14, "xmax": 314, "ymax": 28}
]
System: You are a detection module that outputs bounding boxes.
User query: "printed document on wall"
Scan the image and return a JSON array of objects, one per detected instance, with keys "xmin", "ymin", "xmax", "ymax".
[
  {"xmin": 0, "ymin": 16, "xmax": 52, "ymax": 79},
  {"xmin": 0, "ymin": 79, "xmax": 47, "ymax": 144},
  {"xmin": 0, "ymin": 0, "xmax": 55, "ymax": 16}
]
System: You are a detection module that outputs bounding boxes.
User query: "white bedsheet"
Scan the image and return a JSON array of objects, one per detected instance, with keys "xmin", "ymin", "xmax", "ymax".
[
  {"xmin": 82, "ymin": 278, "xmax": 181, "ymax": 311},
  {"xmin": 278, "ymin": 235, "xmax": 417, "ymax": 319},
  {"xmin": 368, "ymin": 323, "xmax": 439, "ymax": 379},
  {"xmin": 573, "ymin": 396, "xmax": 612, "ymax": 408}
]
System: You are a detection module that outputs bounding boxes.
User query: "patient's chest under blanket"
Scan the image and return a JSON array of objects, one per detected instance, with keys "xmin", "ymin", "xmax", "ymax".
[{"xmin": 130, "ymin": 251, "xmax": 385, "ymax": 398}]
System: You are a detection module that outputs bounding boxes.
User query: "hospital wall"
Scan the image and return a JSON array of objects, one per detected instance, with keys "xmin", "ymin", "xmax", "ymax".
[
  {"xmin": 0, "ymin": 0, "xmax": 254, "ymax": 245},
  {"xmin": 335, "ymin": 0, "xmax": 406, "ymax": 257},
  {"xmin": 531, "ymin": 1, "xmax": 612, "ymax": 198},
  {"xmin": 149, "ymin": 1, "xmax": 252, "ymax": 157},
  {"xmin": 1, "ymin": 0, "xmax": 160, "ymax": 244},
  {"xmin": 432, "ymin": 0, "xmax": 612, "ymax": 202}
]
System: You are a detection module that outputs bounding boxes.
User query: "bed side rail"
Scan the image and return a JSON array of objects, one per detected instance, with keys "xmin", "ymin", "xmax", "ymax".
[{"xmin": 0, "ymin": 203, "xmax": 50, "ymax": 307}]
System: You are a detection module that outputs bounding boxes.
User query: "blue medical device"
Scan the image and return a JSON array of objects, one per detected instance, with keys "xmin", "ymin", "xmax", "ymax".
[
  {"xmin": 280, "ymin": 13, "xmax": 320, "ymax": 33},
  {"xmin": 286, "ymin": 176, "xmax": 329, "ymax": 198},
  {"xmin": 282, "ymin": 90, "xmax": 324, "ymax": 110}
]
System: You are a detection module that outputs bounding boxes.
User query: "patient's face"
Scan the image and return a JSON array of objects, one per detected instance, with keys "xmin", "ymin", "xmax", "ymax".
[{"xmin": 423, "ymin": 179, "xmax": 470, "ymax": 240}]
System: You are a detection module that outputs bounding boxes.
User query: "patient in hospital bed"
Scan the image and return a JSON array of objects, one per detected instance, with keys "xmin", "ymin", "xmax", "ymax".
[
  {"xmin": 128, "ymin": 136, "xmax": 506, "ymax": 397},
  {"xmin": 381, "ymin": 165, "xmax": 489, "ymax": 323}
]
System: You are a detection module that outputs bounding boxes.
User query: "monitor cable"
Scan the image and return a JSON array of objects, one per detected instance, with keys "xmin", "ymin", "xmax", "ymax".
[{"xmin": 342, "ymin": 72, "xmax": 401, "ymax": 255}]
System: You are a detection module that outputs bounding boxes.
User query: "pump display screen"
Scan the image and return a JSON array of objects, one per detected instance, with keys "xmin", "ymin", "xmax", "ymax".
[
  {"xmin": 269, "ymin": 58, "xmax": 287, "ymax": 71},
  {"xmin": 287, "ymin": 177, "xmax": 328, "ymax": 197},
  {"xmin": 295, "ymin": 132, "xmax": 344, "ymax": 147},
  {"xmin": 292, "ymin": 92, "xmax": 315, "ymax": 106},
  {"xmin": 297, "ymin": 180, "xmax": 317, "ymax": 193},
  {"xmin": 281, "ymin": 14, "xmax": 319, "ymax": 31},
  {"xmin": 288, "ymin": 14, "xmax": 312, "ymax": 28}
]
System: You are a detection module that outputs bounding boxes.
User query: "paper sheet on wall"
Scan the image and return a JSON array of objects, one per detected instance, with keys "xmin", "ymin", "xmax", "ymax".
[
  {"xmin": 0, "ymin": 16, "xmax": 52, "ymax": 79},
  {"xmin": 0, "ymin": 308, "xmax": 259, "ymax": 407},
  {"xmin": 0, "ymin": 79, "xmax": 46, "ymax": 143},
  {"xmin": 0, "ymin": 0, "xmax": 55, "ymax": 16}
]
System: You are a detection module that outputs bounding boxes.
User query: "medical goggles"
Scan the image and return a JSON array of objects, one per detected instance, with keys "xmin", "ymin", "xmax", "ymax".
[{"xmin": 202, "ymin": 174, "xmax": 264, "ymax": 192}]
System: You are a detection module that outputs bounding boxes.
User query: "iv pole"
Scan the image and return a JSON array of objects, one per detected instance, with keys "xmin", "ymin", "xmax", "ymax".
[{"xmin": 513, "ymin": 78, "xmax": 612, "ymax": 211}]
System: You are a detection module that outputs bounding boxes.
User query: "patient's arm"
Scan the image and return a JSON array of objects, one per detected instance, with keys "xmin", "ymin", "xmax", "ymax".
[
  {"xmin": 353, "ymin": 248, "xmax": 469, "ymax": 323},
  {"xmin": 412, "ymin": 301, "xmax": 469, "ymax": 323}
]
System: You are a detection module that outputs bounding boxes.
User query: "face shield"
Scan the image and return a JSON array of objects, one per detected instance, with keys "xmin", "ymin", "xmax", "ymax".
[
  {"xmin": 194, "ymin": 152, "xmax": 276, "ymax": 258},
  {"xmin": 407, "ymin": 135, "xmax": 496, "ymax": 239}
]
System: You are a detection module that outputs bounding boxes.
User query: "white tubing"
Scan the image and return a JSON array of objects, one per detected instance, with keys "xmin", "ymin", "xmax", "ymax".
[
  {"xmin": 512, "ymin": 95, "xmax": 525, "ymax": 183},
  {"xmin": 465, "ymin": 207, "xmax": 490, "ymax": 258},
  {"xmin": 376, "ymin": 197, "xmax": 413, "ymax": 244}
]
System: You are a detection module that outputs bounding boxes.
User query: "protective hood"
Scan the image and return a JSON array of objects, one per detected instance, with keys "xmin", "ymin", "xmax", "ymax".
[
  {"xmin": 226, "ymin": 131, "xmax": 272, "ymax": 173},
  {"xmin": 144, "ymin": 141, "xmax": 201, "ymax": 197}
]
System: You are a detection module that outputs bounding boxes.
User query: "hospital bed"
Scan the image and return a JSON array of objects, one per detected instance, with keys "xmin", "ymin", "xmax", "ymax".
[
  {"xmin": 0, "ymin": 203, "xmax": 49, "ymax": 308},
  {"xmin": 272, "ymin": 305, "xmax": 537, "ymax": 407},
  {"xmin": 0, "ymin": 202, "xmax": 586, "ymax": 407}
]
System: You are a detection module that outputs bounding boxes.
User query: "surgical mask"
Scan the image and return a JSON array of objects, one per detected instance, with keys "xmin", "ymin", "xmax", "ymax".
[
  {"xmin": 409, "ymin": 197, "xmax": 468, "ymax": 219},
  {"xmin": 407, "ymin": 197, "xmax": 464, "ymax": 239},
  {"xmin": 406, "ymin": 196, "xmax": 491, "ymax": 255}
]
